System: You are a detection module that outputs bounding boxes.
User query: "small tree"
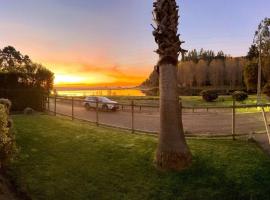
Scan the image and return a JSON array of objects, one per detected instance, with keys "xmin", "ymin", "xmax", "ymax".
[
  {"xmin": 244, "ymin": 60, "xmax": 258, "ymax": 92},
  {"xmin": 263, "ymin": 83, "xmax": 270, "ymax": 97}
]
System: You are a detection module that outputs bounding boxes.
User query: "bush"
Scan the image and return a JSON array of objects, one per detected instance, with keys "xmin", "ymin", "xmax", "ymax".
[
  {"xmin": 263, "ymin": 83, "xmax": 270, "ymax": 97},
  {"xmin": 0, "ymin": 104, "xmax": 15, "ymax": 171},
  {"xmin": 201, "ymin": 90, "xmax": 219, "ymax": 102},
  {"xmin": 0, "ymin": 99, "xmax": 12, "ymax": 113},
  {"xmin": 232, "ymin": 91, "xmax": 248, "ymax": 102},
  {"xmin": 24, "ymin": 107, "xmax": 35, "ymax": 115}
]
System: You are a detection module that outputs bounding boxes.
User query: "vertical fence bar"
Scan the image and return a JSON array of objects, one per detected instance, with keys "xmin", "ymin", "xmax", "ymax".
[
  {"xmin": 131, "ymin": 100, "xmax": 134, "ymax": 133},
  {"xmin": 44, "ymin": 96, "xmax": 47, "ymax": 111},
  {"xmin": 71, "ymin": 97, "xmax": 74, "ymax": 121},
  {"xmin": 48, "ymin": 96, "xmax": 50, "ymax": 111},
  {"xmin": 54, "ymin": 95, "xmax": 57, "ymax": 116},
  {"xmin": 42, "ymin": 96, "xmax": 44, "ymax": 110},
  {"xmin": 96, "ymin": 99, "xmax": 99, "ymax": 126},
  {"xmin": 232, "ymin": 99, "xmax": 236, "ymax": 140},
  {"xmin": 179, "ymin": 100, "xmax": 183, "ymax": 121}
]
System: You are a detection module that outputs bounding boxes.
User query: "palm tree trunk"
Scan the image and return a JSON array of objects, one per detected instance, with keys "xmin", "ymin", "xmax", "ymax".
[
  {"xmin": 152, "ymin": 0, "xmax": 192, "ymax": 171},
  {"xmin": 156, "ymin": 62, "xmax": 192, "ymax": 171}
]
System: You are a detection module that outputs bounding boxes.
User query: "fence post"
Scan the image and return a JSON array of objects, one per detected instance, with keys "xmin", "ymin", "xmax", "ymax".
[
  {"xmin": 48, "ymin": 96, "xmax": 50, "ymax": 111},
  {"xmin": 261, "ymin": 107, "xmax": 270, "ymax": 144},
  {"xmin": 96, "ymin": 99, "xmax": 99, "ymax": 126},
  {"xmin": 131, "ymin": 100, "xmax": 134, "ymax": 133},
  {"xmin": 54, "ymin": 95, "xmax": 57, "ymax": 116},
  {"xmin": 179, "ymin": 100, "xmax": 183, "ymax": 117},
  {"xmin": 232, "ymin": 99, "xmax": 236, "ymax": 140},
  {"xmin": 42, "ymin": 96, "xmax": 45, "ymax": 111},
  {"xmin": 71, "ymin": 97, "xmax": 74, "ymax": 121}
]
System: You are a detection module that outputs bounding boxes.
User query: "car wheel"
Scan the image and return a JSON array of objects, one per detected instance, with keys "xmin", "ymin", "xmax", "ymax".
[
  {"xmin": 102, "ymin": 104, "xmax": 109, "ymax": 111},
  {"xmin": 85, "ymin": 104, "xmax": 91, "ymax": 110}
]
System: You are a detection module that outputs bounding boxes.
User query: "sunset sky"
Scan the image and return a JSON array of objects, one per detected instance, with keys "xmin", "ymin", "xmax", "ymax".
[{"xmin": 0, "ymin": 0, "xmax": 269, "ymax": 87}]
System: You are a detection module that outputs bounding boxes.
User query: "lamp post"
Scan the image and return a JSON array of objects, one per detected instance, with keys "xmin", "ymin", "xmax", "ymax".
[{"xmin": 257, "ymin": 36, "xmax": 262, "ymax": 104}]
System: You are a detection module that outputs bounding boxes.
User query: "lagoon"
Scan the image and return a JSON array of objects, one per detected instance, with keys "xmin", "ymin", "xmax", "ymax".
[{"xmin": 56, "ymin": 89, "xmax": 146, "ymax": 97}]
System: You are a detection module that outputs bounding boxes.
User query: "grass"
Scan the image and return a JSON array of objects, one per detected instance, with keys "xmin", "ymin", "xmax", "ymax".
[
  {"xmin": 9, "ymin": 115, "xmax": 270, "ymax": 200},
  {"xmin": 109, "ymin": 95, "xmax": 270, "ymax": 113}
]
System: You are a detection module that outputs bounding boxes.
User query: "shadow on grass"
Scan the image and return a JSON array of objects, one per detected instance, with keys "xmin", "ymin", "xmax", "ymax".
[{"xmin": 148, "ymin": 154, "xmax": 270, "ymax": 200}]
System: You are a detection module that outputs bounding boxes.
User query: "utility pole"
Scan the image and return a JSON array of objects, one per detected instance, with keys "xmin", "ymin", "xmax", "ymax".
[{"xmin": 257, "ymin": 35, "xmax": 262, "ymax": 104}]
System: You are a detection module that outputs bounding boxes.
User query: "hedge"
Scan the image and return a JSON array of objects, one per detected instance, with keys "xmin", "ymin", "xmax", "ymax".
[
  {"xmin": 232, "ymin": 91, "xmax": 248, "ymax": 102},
  {"xmin": 0, "ymin": 89, "xmax": 46, "ymax": 111},
  {"xmin": 0, "ymin": 103, "xmax": 15, "ymax": 170},
  {"xmin": 200, "ymin": 90, "xmax": 219, "ymax": 102}
]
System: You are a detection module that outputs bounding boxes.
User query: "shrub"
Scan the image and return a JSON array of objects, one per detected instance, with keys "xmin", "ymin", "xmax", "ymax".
[
  {"xmin": 263, "ymin": 83, "xmax": 270, "ymax": 97},
  {"xmin": 24, "ymin": 107, "xmax": 35, "ymax": 115},
  {"xmin": 0, "ymin": 99, "xmax": 12, "ymax": 113},
  {"xmin": 0, "ymin": 104, "xmax": 15, "ymax": 171},
  {"xmin": 232, "ymin": 91, "xmax": 248, "ymax": 102},
  {"xmin": 200, "ymin": 90, "xmax": 219, "ymax": 102}
]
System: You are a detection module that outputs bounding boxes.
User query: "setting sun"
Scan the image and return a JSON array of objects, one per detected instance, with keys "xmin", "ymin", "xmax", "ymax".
[
  {"xmin": 54, "ymin": 75, "xmax": 87, "ymax": 85},
  {"xmin": 54, "ymin": 73, "xmax": 119, "ymax": 86}
]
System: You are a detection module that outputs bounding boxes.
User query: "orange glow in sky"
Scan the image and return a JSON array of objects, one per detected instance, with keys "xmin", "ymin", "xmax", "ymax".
[
  {"xmin": 2, "ymin": 1, "xmax": 267, "ymax": 87},
  {"xmin": 43, "ymin": 62, "xmax": 150, "ymax": 87}
]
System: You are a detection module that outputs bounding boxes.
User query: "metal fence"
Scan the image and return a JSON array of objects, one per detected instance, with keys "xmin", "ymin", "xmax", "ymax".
[{"xmin": 45, "ymin": 96, "xmax": 270, "ymax": 140}]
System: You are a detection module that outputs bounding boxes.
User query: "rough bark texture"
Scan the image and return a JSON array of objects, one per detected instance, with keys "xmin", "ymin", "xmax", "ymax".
[
  {"xmin": 153, "ymin": 0, "xmax": 192, "ymax": 171},
  {"xmin": 156, "ymin": 63, "xmax": 192, "ymax": 171}
]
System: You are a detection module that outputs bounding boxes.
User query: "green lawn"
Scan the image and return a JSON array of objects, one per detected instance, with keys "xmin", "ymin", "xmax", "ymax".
[
  {"xmin": 9, "ymin": 115, "xmax": 270, "ymax": 200},
  {"xmin": 110, "ymin": 95, "xmax": 270, "ymax": 113}
]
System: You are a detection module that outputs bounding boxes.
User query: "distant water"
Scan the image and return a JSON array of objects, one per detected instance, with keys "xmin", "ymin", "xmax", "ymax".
[{"xmin": 56, "ymin": 89, "xmax": 146, "ymax": 97}]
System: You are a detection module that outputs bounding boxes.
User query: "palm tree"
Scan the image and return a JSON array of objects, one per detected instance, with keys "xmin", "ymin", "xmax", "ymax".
[{"xmin": 152, "ymin": 0, "xmax": 192, "ymax": 171}]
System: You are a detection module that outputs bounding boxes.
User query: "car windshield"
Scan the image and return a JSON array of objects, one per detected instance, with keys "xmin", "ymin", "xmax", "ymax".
[
  {"xmin": 98, "ymin": 97, "xmax": 111, "ymax": 102},
  {"xmin": 86, "ymin": 97, "xmax": 95, "ymax": 101}
]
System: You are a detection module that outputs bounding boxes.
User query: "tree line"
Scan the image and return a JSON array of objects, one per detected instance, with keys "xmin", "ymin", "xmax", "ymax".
[
  {"xmin": 0, "ymin": 46, "xmax": 54, "ymax": 93},
  {"xmin": 244, "ymin": 18, "xmax": 270, "ymax": 92},
  {"xmin": 142, "ymin": 17, "xmax": 270, "ymax": 93},
  {"xmin": 141, "ymin": 49, "xmax": 245, "ymax": 90},
  {"xmin": 178, "ymin": 54, "xmax": 245, "ymax": 89}
]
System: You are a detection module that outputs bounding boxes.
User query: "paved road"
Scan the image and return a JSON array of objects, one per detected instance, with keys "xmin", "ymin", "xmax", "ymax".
[{"xmin": 47, "ymin": 99, "xmax": 269, "ymax": 136}]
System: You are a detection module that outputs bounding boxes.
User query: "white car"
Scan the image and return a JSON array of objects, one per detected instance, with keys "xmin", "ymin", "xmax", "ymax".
[{"xmin": 83, "ymin": 96, "xmax": 119, "ymax": 111}]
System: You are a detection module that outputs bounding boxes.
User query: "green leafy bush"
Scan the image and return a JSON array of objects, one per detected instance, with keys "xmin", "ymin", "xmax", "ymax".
[
  {"xmin": 232, "ymin": 91, "xmax": 248, "ymax": 102},
  {"xmin": 24, "ymin": 107, "xmax": 35, "ymax": 115},
  {"xmin": 0, "ymin": 99, "xmax": 12, "ymax": 113},
  {"xmin": 263, "ymin": 83, "xmax": 270, "ymax": 97},
  {"xmin": 200, "ymin": 90, "xmax": 219, "ymax": 102},
  {"xmin": 0, "ymin": 103, "xmax": 15, "ymax": 171}
]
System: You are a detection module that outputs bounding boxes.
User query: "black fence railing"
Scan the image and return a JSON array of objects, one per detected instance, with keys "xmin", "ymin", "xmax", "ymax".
[{"xmin": 44, "ymin": 96, "xmax": 270, "ymax": 141}]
